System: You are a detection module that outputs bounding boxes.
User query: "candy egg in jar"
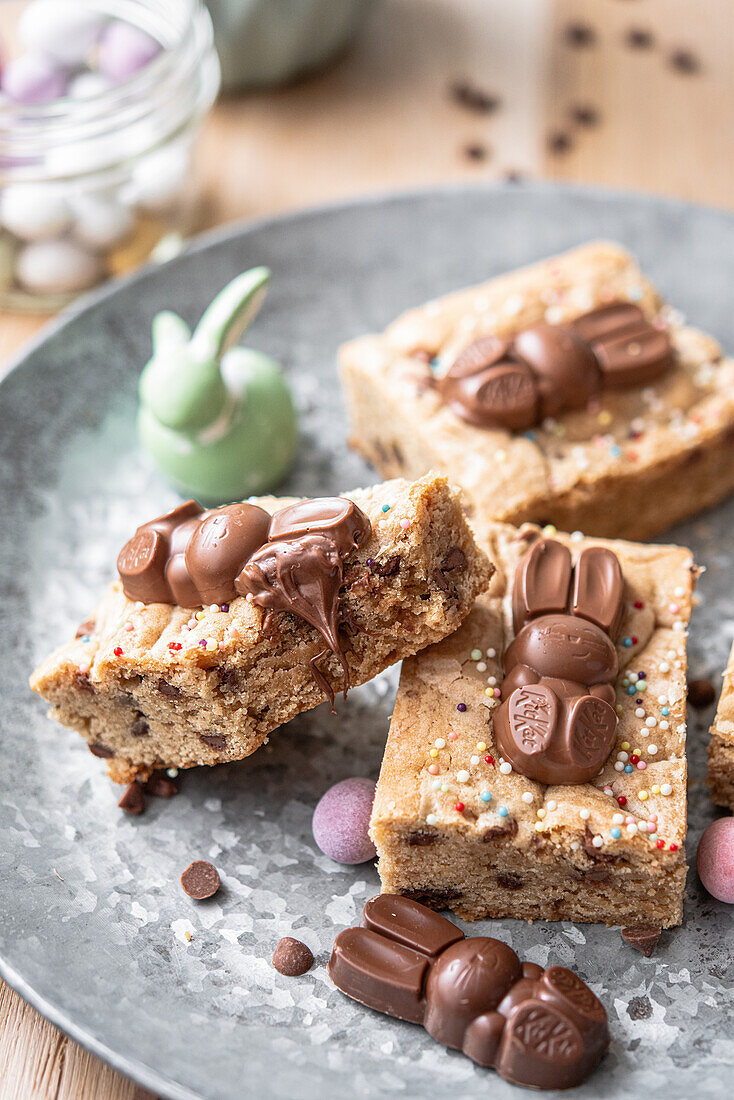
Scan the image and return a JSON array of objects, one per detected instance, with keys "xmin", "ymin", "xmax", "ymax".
[{"xmin": 0, "ymin": 0, "xmax": 220, "ymax": 311}]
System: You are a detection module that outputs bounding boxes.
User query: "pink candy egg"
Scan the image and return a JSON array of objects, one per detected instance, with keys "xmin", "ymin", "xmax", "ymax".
[
  {"xmin": 312, "ymin": 778, "xmax": 377, "ymax": 865},
  {"xmin": 98, "ymin": 21, "xmax": 160, "ymax": 83},
  {"xmin": 2, "ymin": 52, "xmax": 68, "ymax": 104},
  {"xmin": 697, "ymin": 818, "xmax": 734, "ymax": 903}
]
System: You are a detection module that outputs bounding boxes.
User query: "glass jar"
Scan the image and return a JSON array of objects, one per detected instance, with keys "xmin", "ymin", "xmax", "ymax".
[{"xmin": 0, "ymin": 0, "xmax": 220, "ymax": 311}]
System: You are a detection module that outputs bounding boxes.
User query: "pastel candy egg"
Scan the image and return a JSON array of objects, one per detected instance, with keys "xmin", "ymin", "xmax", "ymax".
[
  {"xmin": 69, "ymin": 72, "xmax": 113, "ymax": 100},
  {"xmin": 312, "ymin": 778, "xmax": 377, "ymax": 865},
  {"xmin": 127, "ymin": 141, "xmax": 190, "ymax": 212},
  {"xmin": 16, "ymin": 239, "xmax": 102, "ymax": 294},
  {"xmin": 2, "ymin": 52, "xmax": 68, "ymax": 105},
  {"xmin": 0, "ymin": 184, "xmax": 71, "ymax": 242},
  {"xmin": 98, "ymin": 21, "xmax": 161, "ymax": 83},
  {"xmin": 697, "ymin": 818, "xmax": 734, "ymax": 903},
  {"xmin": 72, "ymin": 195, "xmax": 134, "ymax": 250},
  {"xmin": 18, "ymin": 1, "xmax": 107, "ymax": 66}
]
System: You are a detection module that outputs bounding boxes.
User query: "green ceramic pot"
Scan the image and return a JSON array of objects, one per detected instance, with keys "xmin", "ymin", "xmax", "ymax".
[{"xmin": 205, "ymin": 0, "xmax": 371, "ymax": 89}]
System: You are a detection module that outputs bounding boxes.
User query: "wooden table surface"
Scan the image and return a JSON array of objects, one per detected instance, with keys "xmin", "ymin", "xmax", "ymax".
[{"xmin": 1, "ymin": 1, "xmax": 731, "ymax": 1096}]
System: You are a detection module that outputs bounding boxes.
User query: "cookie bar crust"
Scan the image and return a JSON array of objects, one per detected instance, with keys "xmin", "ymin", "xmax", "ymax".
[
  {"xmin": 340, "ymin": 241, "xmax": 734, "ymax": 541},
  {"xmin": 371, "ymin": 521, "xmax": 696, "ymax": 927},
  {"xmin": 30, "ymin": 474, "xmax": 492, "ymax": 784},
  {"xmin": 708, "ymin": 641, "xmax": 734, "ymax": 810}
]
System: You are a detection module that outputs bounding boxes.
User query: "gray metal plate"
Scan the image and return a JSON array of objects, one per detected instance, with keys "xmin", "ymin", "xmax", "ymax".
[{"xmin": 1, "ymin": 184, "xmax": 733, "ymax": 1100}]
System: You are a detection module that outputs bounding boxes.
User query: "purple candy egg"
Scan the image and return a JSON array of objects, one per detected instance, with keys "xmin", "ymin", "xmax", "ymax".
[
  {"xmin": 697, "ymin": 818, "xmax": 734, "ymax": 903},
  {"xmin": 98, "ymin": 21, "xmax": 161, "ymax": 83},
  {"xmin": 2, "ymin": 52, "xmax": 68, "ymax": 104},
  {"xmin": 312, "ymin": 778, "xmax": 377, "ymax": 865}
]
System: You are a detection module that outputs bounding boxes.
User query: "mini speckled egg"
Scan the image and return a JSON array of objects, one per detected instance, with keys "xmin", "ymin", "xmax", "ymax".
[
  {"xmin": 697, "ymin": 818, "xmax": 734, "ymax": 903},
  {"xmin": 16, "ymin": 239, "xmax": 102, "ymax": 294},
  {"xmin": 0, "ymin": 184, "xmax": 71, "ymax": 242},
  {"xmin": 312, "ymin": 778, "xmax": 377, "ymax": 865}
]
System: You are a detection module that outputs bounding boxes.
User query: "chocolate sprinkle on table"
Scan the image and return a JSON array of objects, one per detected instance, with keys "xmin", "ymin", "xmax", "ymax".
[
  {"xmin": 449, "ymin": 81, "xmax": 501, "ymax": 115},
  {"xmin": 571, "ymin": 105, "xmax": 600, "ymax": 127},
  {"xmin": 621, "ymin": 924, "xmax": 662, "ymax": 957},
  {"xmin": 547, "ymin": 131, "xmax": 573, "ymax": 155},
  {"xmin": 625, "ymin": 28, "xmax": 655, "ymax": 50},
  {"xmin": 464, "ymin": 143, "xmax": 489, "ymax": 162},
  {"xmin": 670, "ymin": 49, "xmax": 701, "ymax": 74},
  {"xmin": 272, "ymin": 937, "xmax": 314, "ymax": 976},
  {"xmin": 118, "ymin": 782, "xmax": 145, "ymax": 816},
  {"xmin": 181, "ymin": 860, "xmax": 221, "ymax": 899},
  {"xmin": 688, "ymin": 678, "xmax": 716, "ymax": 709}
]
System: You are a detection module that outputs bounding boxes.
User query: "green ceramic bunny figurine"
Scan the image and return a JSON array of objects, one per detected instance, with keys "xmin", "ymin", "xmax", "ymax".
[{"xmin": 138, "ymin": 266, "xmax": 297, "ymax": 505}]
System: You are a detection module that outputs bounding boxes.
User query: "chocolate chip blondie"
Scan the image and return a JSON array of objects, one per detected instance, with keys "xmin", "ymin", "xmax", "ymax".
[
  {"xmin": 708, "ymin": 641, "xmax": 734, "ymax": 810},
  {"xmin": 370, "ymin": 519, "xmax": 696, "ymax": 927},
  {"xmin": 340, "ymin": 241, "xmax": 734, "ymax": 540},
  {"xmin": 30, "ymin": 474, "xmax": 491, "ymax": 784}
]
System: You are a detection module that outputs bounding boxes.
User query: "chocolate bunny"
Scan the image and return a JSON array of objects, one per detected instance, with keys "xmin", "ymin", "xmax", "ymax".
[
  {"xmin": 437, "ymin": 301, "xmax": 674, "ymax": 431},
  {"xmin": 494, "ymin": 538, "xmax": 625, "ymax": 785},
  {"xmin": 329, "ymin": 894, "xmax": 609, "ymax": 1089}
]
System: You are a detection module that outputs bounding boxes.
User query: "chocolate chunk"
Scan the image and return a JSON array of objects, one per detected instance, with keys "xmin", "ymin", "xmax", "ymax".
[
  {"xmin": 89, "ymin": 742, "xmax": 113, "ymax": 758},
  {"xmin": 670, "ymin": 48, "xmax": 700, "ymax": 74},
  {"xmin": 496, "ymin": 873, "xmax": 524, "ymax": 890},
  {"xmin": 373, "ymin": 555, "xmax": 400, "ymax": 577},
  {"xmin": 157, "ymin": 679, "xmax": 181, "ymax": 698},
  {"xmin": 180, "ymin": 860, "xmax": 220, "ymax": 899},
  {"xmin": 118, "ymin": 782, "xmax": 145, "ymax": 815},
  {"xmin": 75, "ymin": 619, "xmax": 95, "ymax": 638},
  {"xmin": 621, "ymin": 924, "xmax": 661, "ymax": 957},
  {"xmin": 547, "ymin": 130, "xmax": 573, "ymax": 155},
  {"xmin": 482, "ymin": 819, "xmax": 518, "ymax": 841},
  {"xmin": 199, "ymin": 733, "xmax": 227, "ymax": 751},
  {"xmin": 625, "ymin": 27, "xmax": 655, "ymax": 50},
  {"xmin": 688, "ymin": 678, "xmax": 715, "ymax": 709},
  {"xmin": 407, "ymin": 830, "xmax": 439, "ymax": 846},
  {"xmin": 403, "ymin": 888, "xmax": 462, "ymax": 908},
  {"xmin": 442, "ymin": 547, "xmax": 467, "ymax": 572},
  {"xmin": 450, "ymin": 81, "xmax": 501, "ymax": 115},
  {"xmin": 328, "ymin": 894, "xmax": 608, "ymax": 1088},
  {"xmin": 73, "ymin": 670, "xmax": 94, "ymax": 693},
  {"xmin": 216, "ymin": 667, "xmax": 239, "ymax": 692},
  {"xmin": 144, "ymin": 770, "xmax": 178, "ymax": 798},
  {"xmin": 464, "ymin": 143, "xmax": 489, "ymax": 162},
  {"xmin": 272, "ymin": 936, "xmax": 314, "ymax": 976},
  {"xmin": 564, "ymin": 22, "xmax": 596, "ymax": 48},
  {"xmin": 571, "ymin": 105, "xmax": 599, "ymax": 127},
  {"xmin": 131, "ymin": 717, "xmax": 149, "ymax": 737}
]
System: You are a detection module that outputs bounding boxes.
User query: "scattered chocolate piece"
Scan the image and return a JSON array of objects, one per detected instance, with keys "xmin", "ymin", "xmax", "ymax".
[
  {"xmin": 272, "ymin": 936, "xmax": 314, "ymax": 976},
  {"xmin": 181, "ymin": 860, "xmax": 221, "ymax": 899},
  {"xmin": 89, "ymin": 742, "xmax": 114, "ymax": 758},
  {"xmin": 547, "ymin": 130, "xmax": 573, "ymax": 155},
  {"xmin": 625, "ymin": 27, "xmax": 655, "ymax": 50},
  {"xmin": 157, "ymin": 679, "xmax": 181, "ymax": 698},
  {"xmin": 564, "ymin": 22, "xmax": 596, "ymax": 48},
  {"xmin": 199, "ymin": 733, "xmax": 227, "ymax": 751},
  {"xmin": 144, "ymin": 770, "xmax": 178, "ymax": 798},
  {"xmin": 75, "ymin": 619, "xmax": 96, "ymax": 638},
  {"xmin": 118, "ymin": 782, "xmax": 145, "ymax": 815},
  {"xmin": 73, "ymin": 670, "xmax": 94, "ymax": 693},
  {"xmin": 571, "ymin": 105, "xmax": 600, "ymax": 127},
  {"xmin": 131, "ymin": 717, "xmax": 149, "ymax": 737},
  {"xmin": 329, "ymin": 894, "xmax": 609, "ymax": 1088},
  {"xmin": 621, "ymin": 924, "xmax": 662, "ymax": 957},
  {"xmin": 464, "ymin": 143, "xmax": 489, "ymax": 162},
  {"xmin": 450, "ymin": 81, "xmax": 501, "ymax": 115},
  {"xmin": 670, "ymin": 48, "xmax": 701, "ymax": 74},
  {"xmin": 688, "ymin": 678, "xmax": 716, "ymax": 708}
]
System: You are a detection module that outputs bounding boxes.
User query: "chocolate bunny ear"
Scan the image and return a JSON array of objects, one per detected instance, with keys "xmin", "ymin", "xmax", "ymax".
[
  {"xmin": 512, "ymin": 539, "xmax": 573, "ymax": 632},
  {"xmin": 570, "ymin": 302, "xmax": 674, "ymax": 388},
  {"xmin": 571, "ymin": 546, "xmax": 625, "ymax": 638}
]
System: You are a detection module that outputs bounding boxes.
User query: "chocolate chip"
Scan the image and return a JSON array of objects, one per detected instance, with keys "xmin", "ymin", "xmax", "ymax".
[
  {"xmin": 496, "ymin": 872, "xmax": 523, "ymax": 890},
  {"xmin": 216, "ymin": 667, "xmax": 239, "ymax": 692},
  {"xmin": 688, "ymin": 678, "xmax": 716, "ymax": 709},
  {"xmin": 73, "ymin": 670, "xmax": 94, "ymax": 693},
  {"xmin": 621, "ymin": 924, "xmax": 662, "ymax": 957},
  {"xmin": 441, "ymin": 547, "xmax": 467, "ymax": 572},
  {"xmin": 131, "ymin": 716, "xmax": 149, "ymax": 737},
  {"xmin": 373, "ymin": 556, "xmax": 400, "ymax": 577},
  {"xmin": 407, "ymin": 830, "xmax": 439, "ymax": 846},
  {"xmin": 181, "ymin": 860, "xmax": 220, "ymax": 899},
  {"xmin": 402, "ymin": 888, "xmax": 462, "ymax": 908},
  {"xmin": 464, "ymin": 143, "xmax": 489, "ymax": 162},
  {"xmin": 89, "ymin": 742, "xmax": 114, "ymax": 758},
  {"xmin": 143, "ymin": 770, "xmax": 178, "ymax": 798},
  {"xmin": 449, "ymin": 81, "xmax": 501, "ymax": 115},
  {"xmin": 580, "ymin": 866, "xmax": 611, "ymax": 883},
  {"xmin": 157, "ymin": 679, "xmax": 181, "ymax": 698},
  {"xmin": 118, "ymin": 782, "xmax": 145, "ymax": 815},
  {"xmin": 272, "ymin": 937, "xmax": 314, "ymax": 977},
  {"xmin": 547, "ymin": 130, "xmax": 573, "ymax": 155},
  {"xmin": 432, "ymin": 568, "xmax": 452, "ymax": 593},
  {"xmin": 670, "ymin": 48, "xmax": 700, "ymax": 74},
  {"xmin": 571, "ymin": 104, "xmax": 599, "ymax": 127},
  {"xmin": 625, "ymin": 27, "xmax": 655, "ymax": 49},
  {"xmin": 199, "ymin": 733, "xmax": 227, "ymax": 750},
  {"xmin": 75, "ymin": 619, "xmax": 96, "ymax": 638},
  {"xmin": 627, "ymin": 995, "xmax": 653, "ymax": 1020},
  {"xmin": 482, "ymin": 819, "xmax": 519, "ymax": 841},
  {"xmin": 564, "ymin": 22, "xmax": 596, "ymax": 48}
]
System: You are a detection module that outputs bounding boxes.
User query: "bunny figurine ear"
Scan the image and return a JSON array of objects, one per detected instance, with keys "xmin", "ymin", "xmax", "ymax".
[
  {"xmin": 191, "ymin": 266, "xmax": 271, "ymax": 362},
  {"xmin": 152, "ymin": 310, "xmax": 191, "ymax": 351}
]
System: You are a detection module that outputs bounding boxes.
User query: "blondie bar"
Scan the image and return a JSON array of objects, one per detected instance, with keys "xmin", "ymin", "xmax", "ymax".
[
  {"xmin": 370, "ymin": 519, "xmax": 696, "ymax": 927},
  {"xmin": 708, "ymin": 641, "xmax": 734, "ymax": 810},
  {"xmin": 31, "ymin": 474, "xmax": 491, "ymax": 784},
  {"xmin": 340, "ymin": 241, "xmax": 734, "ymax": 540}
]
